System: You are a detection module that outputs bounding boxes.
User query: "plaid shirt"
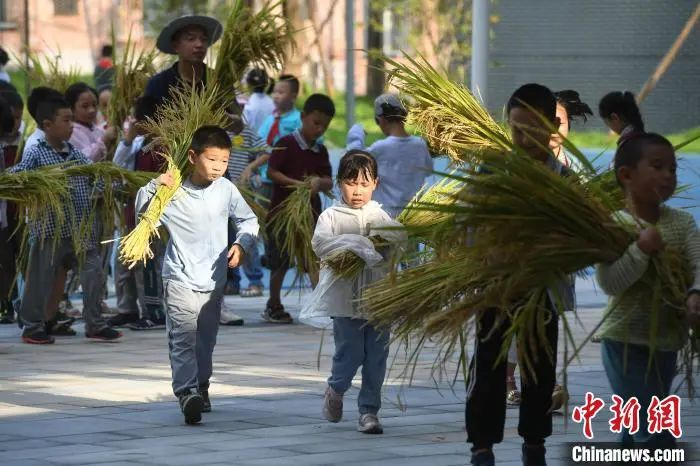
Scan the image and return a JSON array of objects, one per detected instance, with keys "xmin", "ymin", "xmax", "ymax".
[{"xmin": 9, "ymin": 140, "xmax": 98, "ymax": 247}]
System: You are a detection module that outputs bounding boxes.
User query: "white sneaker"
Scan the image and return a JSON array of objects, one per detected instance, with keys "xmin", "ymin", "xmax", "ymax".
[{"xmin": 220, "ymin": 308, "xmax": 244, "ymax": 326}]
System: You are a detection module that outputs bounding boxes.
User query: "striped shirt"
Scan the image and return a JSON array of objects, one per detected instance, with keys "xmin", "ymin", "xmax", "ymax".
[
  {"xmin": 227, "ymin": 127, "xmax": 268, "ymax": 182},
  {"xmin": 597, "ymin": 205, "xmax": 700, "ymax": 350}
]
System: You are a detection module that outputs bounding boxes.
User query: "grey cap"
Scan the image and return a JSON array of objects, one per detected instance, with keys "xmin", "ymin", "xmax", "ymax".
[
  {"xmin": 156, "ymin": 15, "xmax": 223, "ymax": 55},
  {"xmin": 374, "ymin": 93, "xmax": 407, "ymax": 118}
]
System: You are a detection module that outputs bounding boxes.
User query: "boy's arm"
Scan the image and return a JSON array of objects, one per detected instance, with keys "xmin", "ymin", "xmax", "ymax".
[
  {"xmin": 596, "ymin": 242, "xmax": 650, "ymax": 296},
  {"xmin": 113, "ymin": 139, "xmax": 137, "ymax": 170},
  {"xmin": 267, "ymin": 142, "xmax": 303, "ymax": 187},
  {"xmin": 134, "ymin": 174, "xmax": 171, "ymax": 228},
  {"xmin": 7, "ymin": 148, "xmax": 37, "ymax": 173},
  {"xmin": 228, "ymin": 183, "xmax": 259, "ymax": 255},
  {"xmin": 310, "ymin": 147, "xmax": 334, "ymax": 193},
  {"xmin": 346, "ymin": 123, "xmax": 366, "ymax": 150}
]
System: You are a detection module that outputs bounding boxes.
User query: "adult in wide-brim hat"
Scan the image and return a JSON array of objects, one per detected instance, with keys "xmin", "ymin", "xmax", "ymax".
[{"xmin": 145, "ymin": 15, "xmax": 223, "ymax": 108}]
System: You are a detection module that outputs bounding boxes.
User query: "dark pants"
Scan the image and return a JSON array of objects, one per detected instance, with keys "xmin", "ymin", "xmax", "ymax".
[{"xmin": 465, "ymin": 300, "xmax": 559, "ymax": 449}]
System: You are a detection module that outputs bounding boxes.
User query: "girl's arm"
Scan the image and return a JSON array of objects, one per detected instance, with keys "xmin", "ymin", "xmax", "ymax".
[
  {"xmin": 596, "ymin": 242, "xmax": 650, "ymax": 296},
  {"xmin": 71, "ymin": 128, "xmax": 106, "ymax": 162}
]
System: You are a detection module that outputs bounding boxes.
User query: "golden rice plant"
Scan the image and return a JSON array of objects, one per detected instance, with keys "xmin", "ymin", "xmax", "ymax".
[
  {"xmin": 21, "ymin": 50, "xmax": 82, "ymax": 93},
  {"xmin": 212, "ymin": 0, "xmax": 294, "ymax": 98},
  {"xmin": 118, "ymin": 84, "xmax": 229, "ymax": 268},
  {"xmin": 235, "ymin": 182, "xmax": 268, "ymax": 231},
  {"xmin": 322, "ymin": 236, "xmax": 389, "ymax": 280}
]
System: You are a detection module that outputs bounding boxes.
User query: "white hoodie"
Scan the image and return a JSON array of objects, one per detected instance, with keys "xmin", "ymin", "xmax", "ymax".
[{"xmin": 302, "ymin": 200, "xmax": 407, "ymax": 320}]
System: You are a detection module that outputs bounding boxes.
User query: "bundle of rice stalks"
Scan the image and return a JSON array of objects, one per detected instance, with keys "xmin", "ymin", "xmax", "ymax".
[
  {"xmin": 322, "ymin": 236, "xmax": 389, "ymax": 280},
  {"xmin": 269, "ymin": 181, "xmax": 318, "ymax": 288},
  {"xmin": 21, "ymin": 51, "xmax": 82, "ymax": 93},
  {"xmin": 108, "ymin": 30, "xmax": 158, "ymax": 140},
  {"xmin": 235, "ymin": 182, "xmax": 268, "ymax": 229},
  {"xmin": 118, "ymin": 84, "xmax": 229, "ymax": 267},
  {"xmin": 212, "ymin": 0, "xmax": 293, "ymax": 98}
]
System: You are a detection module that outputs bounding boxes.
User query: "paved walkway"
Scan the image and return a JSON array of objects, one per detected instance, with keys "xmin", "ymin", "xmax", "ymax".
[{"xmin": 0, "ymin": 278, "xmax": 698, "ymax": 465}]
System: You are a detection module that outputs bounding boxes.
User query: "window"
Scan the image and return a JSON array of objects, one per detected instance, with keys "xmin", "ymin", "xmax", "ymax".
[
  {"xmin": 54, "ymin": 0, "xmax": 79, "ymax": 16},
  {"xmin": 0, "ymin": 0, "xmax": 17, "ymax": 29}
]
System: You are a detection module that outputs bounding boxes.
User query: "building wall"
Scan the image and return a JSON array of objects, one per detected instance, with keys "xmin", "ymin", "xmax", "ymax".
[
  {"xmin": 0, "ymin": 0, "xmax": 145, "ymax": 73},
  {"xmin": 486, "ymin": 0, "xmax": 700, "ymax": 133}
]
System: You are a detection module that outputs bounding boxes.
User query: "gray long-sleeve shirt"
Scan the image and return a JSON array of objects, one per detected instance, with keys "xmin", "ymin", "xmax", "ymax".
[{"xmin": 135, "ymin": 177, "xmax": 259, "ymax": 292}]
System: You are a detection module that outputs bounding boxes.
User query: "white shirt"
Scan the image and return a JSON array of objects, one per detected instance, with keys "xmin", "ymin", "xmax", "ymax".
[
  {"xmin": 243, "ymin": 92, "xmax": 275, "ymax": 133},
  {"xmin": 0, "ymin": 70, "xmax": 9, "ymax": 83},
  {"xmin": 347, "ymin": 124, "xmax": 433, "ymax": 218},
  {"xmin": 113, "ymin": 136, "xmax": 146, "ymax": 170}
]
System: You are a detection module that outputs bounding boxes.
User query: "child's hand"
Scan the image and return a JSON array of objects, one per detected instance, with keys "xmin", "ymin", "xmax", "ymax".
[
  {"xmin": 125, "ymin": 120, "xmax": 139, "ymax": 143},
  {"xmin": 687, "ymin": 292, "xmax": 700, "ymax": 326},
  {"xmin": 637, "ymin": 228, "xmax": 664, "ymax": 255},
  {"xmin": 227, "ymin": 244, "xmax": 244, "ymax": 268},
  {"xmin": 240, "ymin": 167, "xmax": 252, "ymax": 184},
  {"xmin": 309, "ymin": 176, "xmax": 322, "ymax": 194},
  {"xmin": 157, "ymin": 171, "xmax": 175, "ymax": 188},
  {"xmin": 103, "ymin": 126, "xmax": 117, "ymax": 144}
]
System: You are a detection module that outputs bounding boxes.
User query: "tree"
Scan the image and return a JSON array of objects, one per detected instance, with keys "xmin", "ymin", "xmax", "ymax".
[{"xmin": 366, "ymin": 2, "xmax": 385, "ymax": 97}]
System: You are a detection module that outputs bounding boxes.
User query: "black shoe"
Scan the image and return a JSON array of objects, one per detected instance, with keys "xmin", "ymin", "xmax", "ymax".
[
  {"xmin": 46, "ymin": 320, "xmax": 77, "ymax": 336},
  {"xmin": 471, "ymin": 450, "xmax": 495, "ymax": 466},
  {"xmin": 200, "ymin": 389, "xmax": 211, "ymax": 413},
  {"xmin": 21, "ymin": 327, "xmax": 55, "ymax": 345},
  {"xmin": 178, "ymin": 389, "xmax": 204, "ymax": 425},
  {"xmin": 522, "ymin": 444, "xmax": 546, "ymax": 466},
  {"xmin": 107, "ymin": 313, "xmax": 139, "ymax": 327},
  {"xmin": 86, "ymin": 327, "xmax": 123, "ymax": 341},
  {"xmin": 126, "ymin": 318, "xmax": 166, "ymax": 330},
  {"xmin": 0, "ymin": 312, "xmax": 14, "ymax": 324}
]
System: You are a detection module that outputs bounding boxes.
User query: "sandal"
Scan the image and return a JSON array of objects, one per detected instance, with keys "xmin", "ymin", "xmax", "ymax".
[
  {"xmin": 551, "ymin": 384, "xmax": 569, "ymax": 412},
  {"xmin": 262, "ymin": 304, "xmax": 293, "ymax": 324},
  {"xmin": 506, "ymin": 376, "xmax": 521, "ymax": 406},
  {"xmin": 240, "ymin": 285, "xmax": 264, "ymax": 298}
]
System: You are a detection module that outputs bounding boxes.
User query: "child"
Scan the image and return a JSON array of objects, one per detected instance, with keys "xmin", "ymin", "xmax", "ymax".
[
  {"xmin": 308, "ymin": 150, "xmax": 405, "ymax": 434},
  {"xmin": 93, "ymin": 44, "xmax": 114, "ymax": 90},
  {"xmin": 66, "ymin": 82, "xmax": 116, "ymax": 162},
  {"xmin": 223, "ymin": 113, "xmax": 268, "ymax": 303},
  {"xmin": 96, "ymin": 84, "xmax": 112, "ymax": 130},
  {"xmin": 263, "ymin": 93, "xmax": 334, "ymax": 324},
  {"xmin": 253, "ymin": 74, "xmax": 302, "ymax": 200},
  {"xmin": 9, "ymin": 97, "xmax": 122, "ymax": 344},
  {"xmin": 466, "ymin": 84, "xmax": 569, "ymax": 466},
  {"xmin": 0, "ymin": 47, "xmax": 9, "ymax": 83},
  {"xmin": 22, "ymin": 87, "xmax": 64, "ymax": 158},
  {"xmin": 242, "ymin": 68, "xmax": 274, "ymax": 133},
  {"xmin": 347, "ymin": 93, "xmax": 433, "ymax": 218},
  {"xmin": 598, "ymin": 91, "xmax": 645, "ymax": 145},
  {"xmin": 135, "ymin": 125, "xmax": 258, "ymax": 424},
  {"xmin": 597, "ymin": 133, "xmax": 700, "ymax": 449},
  {"xmin": 111, "ymin": 95, "xmax": 168, "ymax": 331}
]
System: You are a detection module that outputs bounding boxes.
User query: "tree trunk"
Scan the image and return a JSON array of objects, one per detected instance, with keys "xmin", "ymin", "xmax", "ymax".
[
  {"xmin": 282, "ymin": 0, "xmax": 307, "ymax": 77},
  {"xmin": 366, "ymin": 1, "xmax": 385, "ymax": 97}
]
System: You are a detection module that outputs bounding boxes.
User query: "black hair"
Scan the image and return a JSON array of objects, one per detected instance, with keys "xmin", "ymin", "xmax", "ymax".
[
  {"xmin": 337, "ymin": 149, "xmax": 378, "ymax": 182},
  {"xmin": 0, "ymin": 80, "xmax": 17, "ymax": 94},
  {"xmin": 64, "ymin": 82, "xmax": 98, "ymax": 110},
  {"xmin": 555, "ymin": 90, "xmax": 593, "ymax": 123},
  {"xmin": 507, "ymin": 83, "xmax": 557, "ymax": 122},
  {"xmin": 35, "ymin": 97, "xmax": 70, "ymax": 128},
  {"xmin": 0, "ymin": 95, "xmax": 15, "ymax": 135},
  {"xmin": 134, "ymin": 95, "xmax": 158, "ymax": 122},
  {"xmin": 614, "ymin": 133, "xmax": 674, "ymax": 184},
  {"xmin": 190, "ymin": 125, "xmax": 231, "ymax": 154},
  {"xmin": 101, "ymin": 45, "xmax": 113, "ymax": 58},
  {"xmin": 277, "ymin": 74, "xmax": 300, "ymax": 95},
  {"xmin": 599, "ymin": 91, "xmax": 645, "ymax": 132},
  {"xmin": 303, "ymin": 93, "xmax": 335, "ymax": 118},
  {"xmin": 0, "ymin": 90, "xmax": 24, "ymax": 110},
  {"xmin": 0, "ymin": 47, "xmax": 8, "ymax": 67},
  {"xmin": 27, "ymin": 87, "xmax": 63, "ymax": 121},
  {"xmin": 246, "ymin": 68, "xmax": 269, "ymax": 93}
]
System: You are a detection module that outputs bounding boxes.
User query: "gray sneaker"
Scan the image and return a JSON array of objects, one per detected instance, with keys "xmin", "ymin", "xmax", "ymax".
[
  {"xmin": 323, "ymin": 386, "xmax": 343, "ymax": 422},
  {"xmin": 357, "ymin": 413, "xmax": 383, "ymax": 434}
]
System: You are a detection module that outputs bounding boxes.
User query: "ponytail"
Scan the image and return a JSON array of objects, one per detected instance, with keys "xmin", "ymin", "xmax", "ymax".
[
  {"xmin": 598, "ymin": 91, "xmax": 645, "ymax": 132},
  {"xmin": 555, "ymin": 90, "xmax": 593, "ymax": 123}
]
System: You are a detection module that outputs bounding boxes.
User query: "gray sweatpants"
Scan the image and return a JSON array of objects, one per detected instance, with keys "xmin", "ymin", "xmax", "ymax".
[
  {"xmin": 21, "ymin": 238, "xmax": 107, "ymax": 334},
  {"xmin": 164, "ymin": 280, "xmax": 223, "ymax": 396}
]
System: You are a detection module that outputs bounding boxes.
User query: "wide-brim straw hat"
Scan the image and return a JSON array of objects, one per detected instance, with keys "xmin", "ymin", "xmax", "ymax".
[{"xmin": 156, "ymin": 15, "xmax": 223, "ymax": 55}]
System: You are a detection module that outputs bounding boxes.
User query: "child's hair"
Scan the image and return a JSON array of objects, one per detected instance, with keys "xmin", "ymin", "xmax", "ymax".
[
  {"xmin": 303, "ymin": 93, "xmax": 335, "ymax": 118},
  {"xmin": 337, "ymin": 149, "xmax": 378, "ymax": 183},
  {"xmin": 507, "ymin": 83, "xmax": 557, "ymax": 121},
  {"xmin": 27, "ymin": 87, "xmax": 63, "ymax": 121},
  {"xmin": 0, "ymin": 90, "xmax": 24, "ymax": 111},
  {"xmin": 35, "ymin": 97, "xmax": 70, "ymax": 128},
  {"xmin": 0, "ymin": 95, "xmax": 15, "ymax": 135},
  {"xmin": 246, "ymin": 68, "xmax": 269, "ymax": 93},
  {"xmin": 134, "ymin": 95, "xmax": 158, "ymax": 122},
  {"xmin": 190, "ymin": 125, "xmax": 231, "ymax": 154},
  {"xmin": 65, "ymin": 82, "xmax": 98, "ymax": 110},
  {"xmin": 0, "ymin": 47, "xmax": 8, "ymax": 67},
  {"xmin": 554, "ymin": 90, "xmax": 593, "ymax": 123},
  {"xmin": 0, "ymin": 80, "xmax": 17, "ymax": 94},
  {"xmin": 598, "ymin": 91, "xmax": 645, "ymax": 132},
  {"xmin": 100, "ymin": 44, "xmax": 113, "ymax": 58},
  {"xmin": 614, "ymin": 133, "xmax": 674, "ymax": 184},
  {"xmin": 277, "ymin": 74, "xmax": 300, "ymax": 95}
]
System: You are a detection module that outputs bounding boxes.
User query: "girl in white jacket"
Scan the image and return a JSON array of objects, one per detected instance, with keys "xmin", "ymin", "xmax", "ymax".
[{"xmin": 306, "ymin": 150, "xmax": 406, "ymax": 434}]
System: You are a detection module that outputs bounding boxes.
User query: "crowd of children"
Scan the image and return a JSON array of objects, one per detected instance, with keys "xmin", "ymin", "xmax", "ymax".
[{"xmin": 0, "ymin": 13, "xmax": 698, "ymax": 466}]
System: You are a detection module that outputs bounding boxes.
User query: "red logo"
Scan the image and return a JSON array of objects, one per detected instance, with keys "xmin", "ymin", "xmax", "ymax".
[
  {"xmin": 648, "ymin": 395, "xmax": 682, "ymax": 438},
  {"xmin": 572, "ymin": 392, "xmax": 605, "ymax": 439},
  {"xmin": 609, "ymin": 395, "xmax": 641, "ymax": 435}
]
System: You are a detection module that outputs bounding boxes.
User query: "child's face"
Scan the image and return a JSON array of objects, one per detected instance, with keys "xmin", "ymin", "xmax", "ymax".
[
  {"xmin": 272, "ymin": 81, "xmax": 296, "ymax": 111},
  {"xmin": 508, "ymin": 107, "xmax": 557, "ymax": 160},
  {"xmin": 98, "ymin": 90, "xmax": 111, "ymax": 116},
  {"xmin": 300, "ymin": 110, "xmax": 331, "ymax": 144},
  {"xmin": 173, "ymin": 25, "xmax": 209, "ymax": 63},
  {"xmin": 549, "ymin": 103, "xmax": 569, "ymax": 150},
  {"xmin": 43, "ymin": 108, "xmax": 74, "ymax": 142},
  {"xmin": 619, "ymin": 144, "xmax": 677, "ymax": 204},
  {"xmin": 73, "ymin": 91, "xmax": 98, "ymax": 125},
  {"xmin": 340, "ymin": 171, "xmax": 378, "ymax": 209},
  {"xmin": 10, "ymin": 106, "xmax": 23, "ymax": 136},
  {"xmin": 188, "ymin": 146, "xmax": 229, "ymax": 183}
]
